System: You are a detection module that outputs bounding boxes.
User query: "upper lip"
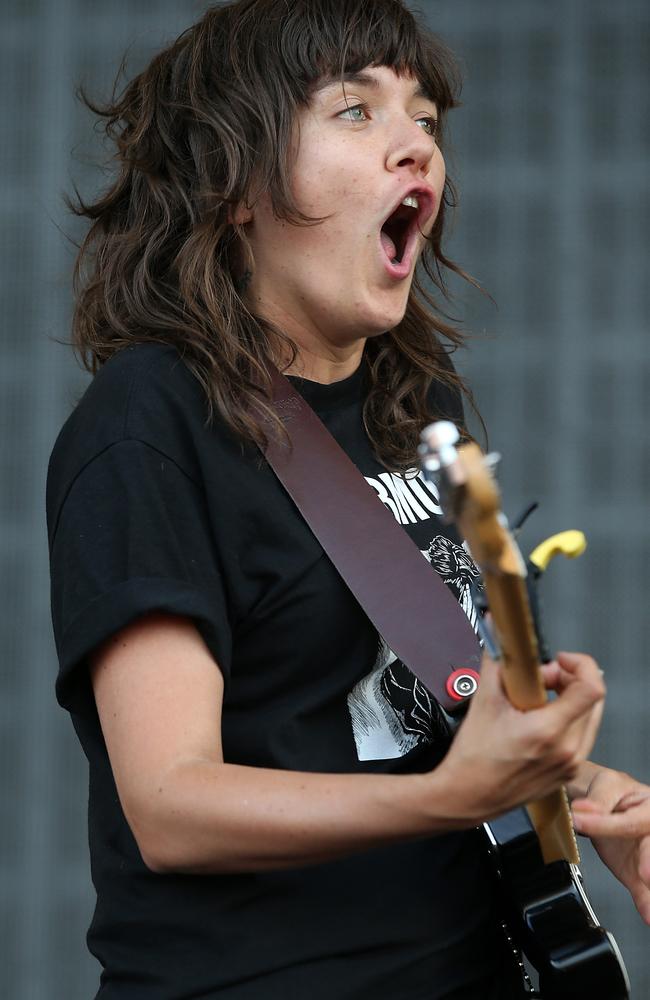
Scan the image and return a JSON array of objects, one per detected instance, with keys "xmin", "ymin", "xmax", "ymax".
[{"xmin": 381, "ymin": 183, "xmax": 436, "ymax": 235}]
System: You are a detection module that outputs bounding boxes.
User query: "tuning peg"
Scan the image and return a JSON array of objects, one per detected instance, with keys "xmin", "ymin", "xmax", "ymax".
[
  {"xmin": 421, "ymin": 420, "xmax": 459, "ymax": 450},
  {"xmin": 420, "ymin": 420, "xmax": 460, "ymax": 470},
  {"xmin": 417, "ymin": 442, "xmax": 440, "ymax": 475}
]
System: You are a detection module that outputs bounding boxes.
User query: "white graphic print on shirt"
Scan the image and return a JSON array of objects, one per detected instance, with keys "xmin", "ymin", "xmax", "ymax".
[{"xmin": 347, "ymin": 469, "xmax": 482, "ymax": 762}]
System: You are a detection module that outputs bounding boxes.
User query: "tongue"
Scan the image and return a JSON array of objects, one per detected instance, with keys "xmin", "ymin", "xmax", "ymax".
[{"xmin": 380, "ymin": 229, "xmax": 397, "ymax": 261}]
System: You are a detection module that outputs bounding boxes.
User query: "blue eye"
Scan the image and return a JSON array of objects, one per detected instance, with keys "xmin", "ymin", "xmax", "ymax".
[
  {"xmin": 338, "ymin": 104, "xmax": 368, "ymax": 122},
  {"xmin": 338, "ymin": 104, "xmax": 438, "ymax": 140}
]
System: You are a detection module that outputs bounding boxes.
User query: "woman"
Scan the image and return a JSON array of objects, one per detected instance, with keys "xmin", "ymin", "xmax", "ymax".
[{"xmin": 47, "ymin": 1, "xmax": 650, "ymax": 997}]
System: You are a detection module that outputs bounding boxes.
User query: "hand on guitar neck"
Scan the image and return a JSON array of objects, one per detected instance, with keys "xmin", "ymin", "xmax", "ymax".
[{"xmin": 434, "ymin": 647, "xmax": 605, "ymax": 826}]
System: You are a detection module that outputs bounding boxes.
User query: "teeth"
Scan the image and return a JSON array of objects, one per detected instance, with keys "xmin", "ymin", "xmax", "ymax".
[{"xmin": 401, "ymin": 195, "xmax": 419, "ymax": 210}]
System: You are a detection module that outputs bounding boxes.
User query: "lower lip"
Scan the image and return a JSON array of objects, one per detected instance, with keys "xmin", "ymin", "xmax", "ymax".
[{"xmin": 378, "ymin": 233, "xmax": 415, "ymax": 281}]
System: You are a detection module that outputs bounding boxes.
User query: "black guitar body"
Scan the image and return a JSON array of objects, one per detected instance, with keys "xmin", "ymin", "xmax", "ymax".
[{"xmin": 485, "ymin": 809, "xmax": 630, "ymax": 999}]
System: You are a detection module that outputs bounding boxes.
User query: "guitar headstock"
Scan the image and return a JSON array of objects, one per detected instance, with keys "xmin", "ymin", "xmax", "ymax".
[{"xmin": 420, "ymin": 422, "xmax": 524, "ymax": 578}]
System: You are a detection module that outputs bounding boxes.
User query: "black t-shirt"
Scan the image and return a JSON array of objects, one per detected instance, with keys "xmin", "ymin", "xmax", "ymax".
[{"xmin": 47, "ymin": 344, "xmax": 511, "ymax": 1000}]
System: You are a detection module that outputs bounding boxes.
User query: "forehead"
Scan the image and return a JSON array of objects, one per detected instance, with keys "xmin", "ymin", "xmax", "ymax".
[{"xmin": 313, "ymin": 66, "xmax": 436, "ymax": 104}]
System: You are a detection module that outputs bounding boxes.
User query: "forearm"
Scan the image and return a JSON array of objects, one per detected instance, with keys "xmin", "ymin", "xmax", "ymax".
[{"xmin": 131, "ymin": 759, "xmax": 465, "ymax": 875}]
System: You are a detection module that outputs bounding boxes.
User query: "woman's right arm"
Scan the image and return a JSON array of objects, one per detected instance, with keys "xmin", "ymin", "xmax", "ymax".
[{"xmin": 90, "ymin": 613, "xmax": 605, "ymax": 875}]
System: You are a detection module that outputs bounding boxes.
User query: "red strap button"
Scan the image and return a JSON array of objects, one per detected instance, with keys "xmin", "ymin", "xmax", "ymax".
[{"xmin": 446, "ymin": 668, "xmax": 480, "ymax": 702}]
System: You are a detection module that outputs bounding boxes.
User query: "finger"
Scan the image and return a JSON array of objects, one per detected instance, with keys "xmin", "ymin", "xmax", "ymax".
[
  {"xmin": 615, "ymin": 792, "xmax": 649, "ymax": 812},
  {"xmin": 544, "ymin": 672, "xmax": 605, "ymax": 731},
  {"xmin": 629, "ymin": 840, "xmax": 650, "ymax": 924},
  {"xmin": 628, "ymin": 864, "xmax": 650, "ymax": 925},
  {"xmin": 571, "ymin": 806, "xmax": 649, "ymax": 839},
  {"xmin": 540, "ymin": 662, "xmax": 561, "ymax": 691},
  {"xmin": 555, "ymin": 650, "xmax": 596, "ymax": 672},
  {"xmin": 555, "ymin": 654, "xmax": 606, "ymax": 717},
  {"xmin": 540, "ymin": 662, "xmax": 594, "ymax": 702},
  {"xmin": 634, "ymin": 887, "xmax": 650, "ymax": 926},
  {"xmin": 476, "ymin": 652, "xmax": 509, "ymax": 701},
  {"xmin": 573, "ymin": 785, "xmax": 626, "ymax": 817},
  {"xmin": 638, "ymin": 835, "xmax": 650, "ymax": 888},
  {"xmin": 556, "ymin": 651, "xmax": 605, "ymax": 686},
  {"xmin": 580, "ymin": 770, "xmax": 643, "ymax": 813},
  {"xmin": 576, "ymin": 698, "xmax": 605, "ymax": 760},
  {"xmin": 479, "ymin": 648, "xmax": 499, "ymax": 672},
  {"xmin": 571, "ymin": 797, "xmax": 606, "ymax": 815}
]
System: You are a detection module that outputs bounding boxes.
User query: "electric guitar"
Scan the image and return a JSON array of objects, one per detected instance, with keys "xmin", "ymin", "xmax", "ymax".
[{"xmin": 419, "ymin": 421, "xmax": 630, "ymax": 1000}]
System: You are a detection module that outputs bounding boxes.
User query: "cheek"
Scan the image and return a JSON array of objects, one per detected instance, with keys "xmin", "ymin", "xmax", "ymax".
[
  {"xmin": 432, "ymin": 149, "xmax": 446, "ymax": 199},
  {"xmin": 292, "ymin": 171, "xmax": 347, "ymax": 222},
  {"xmin": 291, "ymin": 132, "xmax": 372, "ymax": 221}
]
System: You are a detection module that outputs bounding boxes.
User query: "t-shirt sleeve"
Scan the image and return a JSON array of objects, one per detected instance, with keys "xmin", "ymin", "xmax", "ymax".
[{"xmin": 49, "ymin": 438, "xmax": 233, "ymax": 713}]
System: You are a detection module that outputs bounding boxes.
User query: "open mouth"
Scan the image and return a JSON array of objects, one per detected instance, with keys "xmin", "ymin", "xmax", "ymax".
[{"xmin": 380, "ymin": 201, "xmax": 419, "ymax": 265}]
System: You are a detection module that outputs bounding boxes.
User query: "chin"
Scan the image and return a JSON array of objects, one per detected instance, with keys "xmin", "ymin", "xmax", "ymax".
[{"xmin": 361, "ymin": 302, "xmax": 409, "ymax": 337}]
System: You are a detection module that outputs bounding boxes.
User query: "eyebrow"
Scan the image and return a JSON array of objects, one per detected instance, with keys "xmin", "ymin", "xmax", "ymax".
[{"xmin": 316, "ymin": 71, "xmax": 434, "ymax": 103}]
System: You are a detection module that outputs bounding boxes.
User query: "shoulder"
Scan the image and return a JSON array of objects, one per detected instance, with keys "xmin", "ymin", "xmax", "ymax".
[
  {"xmin": 47, "ymin": 343, "xmax": 214, "ymax": 528},
  {"xmin": 80, "ymin": 342, "xmax": 205, "ymax": 438}
]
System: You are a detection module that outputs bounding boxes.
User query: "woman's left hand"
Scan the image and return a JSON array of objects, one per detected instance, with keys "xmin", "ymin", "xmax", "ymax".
[{"xmin": 572, "ymin": 767, "xmax": 650, "ymax": 924}]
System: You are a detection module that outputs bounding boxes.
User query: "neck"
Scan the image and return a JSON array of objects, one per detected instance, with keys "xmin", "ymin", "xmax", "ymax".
[
  {"xmin": 247, "ymin": 296, "xmax": 367, "ymax": 385},
  {"xmin": 283, "ymin": 342, "xmax": 365, "ymax": 384}
]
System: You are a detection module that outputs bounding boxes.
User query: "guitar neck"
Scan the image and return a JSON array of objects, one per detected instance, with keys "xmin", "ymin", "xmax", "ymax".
[
  {"xmin": 447, "ymin": 442, "xmax": 580, "ymax": 866},
  {"xmin": 419, "ymin": 431, "xmax": 582, "ymax": 867},
  {"xmin": 482, "ymin": 569, "xmax": 580, "ymax": 865}
]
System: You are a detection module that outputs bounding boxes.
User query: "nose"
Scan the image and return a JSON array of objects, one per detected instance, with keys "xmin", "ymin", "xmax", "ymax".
[{"xmin": 385, "ymin": 119, "xmax": 436, "ymax": 176}]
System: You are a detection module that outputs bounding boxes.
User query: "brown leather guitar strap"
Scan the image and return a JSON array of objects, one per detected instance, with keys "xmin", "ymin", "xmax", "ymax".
[{"xmin": 262, "ymin": 364, "xmax": 481, "ymax": 713}]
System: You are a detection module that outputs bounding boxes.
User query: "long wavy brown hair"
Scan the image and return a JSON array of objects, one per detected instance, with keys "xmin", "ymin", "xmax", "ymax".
[{"xmin": 70, "ymin": 0, "xmax": 479, "ymax": 471}]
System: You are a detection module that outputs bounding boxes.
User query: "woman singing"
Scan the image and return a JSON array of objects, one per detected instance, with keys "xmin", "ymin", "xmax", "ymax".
[{"xmin": 47, "ymin": 1, "xmax": 650, "ymax": 997}]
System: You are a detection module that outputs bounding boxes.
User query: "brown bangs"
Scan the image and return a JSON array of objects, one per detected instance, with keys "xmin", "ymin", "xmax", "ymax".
[
  {"xmin": 224, "ymin": 0, "xmax": 460, "ymax": 125},
  {"xmin": 304, "ymin": 1, "xmax": 460, "ymax": 117}
]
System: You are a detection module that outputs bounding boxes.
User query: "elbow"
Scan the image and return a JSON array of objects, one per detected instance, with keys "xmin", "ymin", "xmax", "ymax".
[
  {"xmin": 128, "ymin": 809, "xmax": 224, "ymax": 875},
  {"xmin": 134, "ymin": 825, "xmax": 206, "ymax": 875},
  {"xmin": 120, "ymin": 760, "xmax": 233, "ymax": 874},
  {"xmin": 139, "ymin": 844, "xmax": 177, "ymax": 875},
  {"xmin": 129, "ymin": 816, "xmax": 182, "ymax": 874},
  {"xmin": 138, "ymin": 836, "xmax": 228, "ymax": 875},
  {"xmin": 138, "ymin": 847, "xmax": 164, "ymax": 874},
  {"xmin": 123, "ymin": 797, "xmax": 194, "ymax": 874}
]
